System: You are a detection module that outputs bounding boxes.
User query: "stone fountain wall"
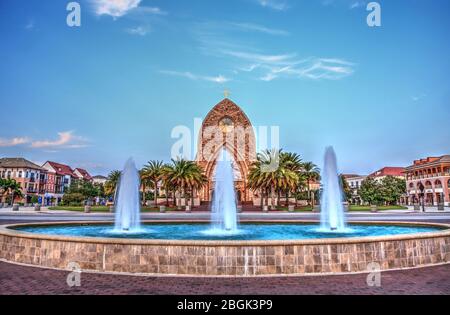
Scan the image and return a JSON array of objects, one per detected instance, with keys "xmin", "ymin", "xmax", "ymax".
[{"xmin": 1, "ymin": 222, "xmax": 449, "ymax": 276}]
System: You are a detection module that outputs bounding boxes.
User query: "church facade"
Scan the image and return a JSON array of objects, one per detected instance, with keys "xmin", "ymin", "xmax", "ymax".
[{"xmin": 195, "ymin": 98, "xmax": 258, "ymax": 204}]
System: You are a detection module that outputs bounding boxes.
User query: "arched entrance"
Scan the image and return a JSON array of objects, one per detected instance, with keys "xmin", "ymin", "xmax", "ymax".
[{"xmin": 196, "ymin": 98, "xmax": 256, "ymax": 203}]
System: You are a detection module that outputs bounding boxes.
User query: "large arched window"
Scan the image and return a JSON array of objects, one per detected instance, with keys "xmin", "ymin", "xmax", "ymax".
[
  {"xmin": 435, "ymin": 180, "xmax": 442, "ymax": 188},
  {"xmin": 448, "ymin": 179, "xmax": 450, "ymax": 188},
  {"xmin": 425, "ymin": 181, "xmax": 432, "ymax": 189}
]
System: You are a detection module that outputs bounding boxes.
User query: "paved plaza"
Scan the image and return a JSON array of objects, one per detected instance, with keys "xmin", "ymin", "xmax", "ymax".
[
  {"xmin": 1, "ymin": 210, "xmax": 449, "ymax": 295},
  {"xmin": 1, "ymin": 260, "xmax": 449, "ymax": 295}
]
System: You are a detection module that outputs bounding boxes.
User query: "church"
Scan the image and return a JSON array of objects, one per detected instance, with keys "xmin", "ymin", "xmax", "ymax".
[{"xmin": 195, "ymin": 97, "xmax": 259, "ymax": 205}]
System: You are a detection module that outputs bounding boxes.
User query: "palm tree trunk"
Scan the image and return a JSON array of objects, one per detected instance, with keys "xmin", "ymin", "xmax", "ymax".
[
  {"xmin": 142, "ymin": 182, "xmax": 146, "ymax": 206},
  {"xmin": 260, "ymin": 188, "xmax": 264, "ymax": 209},
  {"xmin": 165, "ymin": 188, "xmax": 169, "ymax": 207},
  {"xmin": 307, "ymin": 179, "xmax": 311, "ymax": 205},
  {"xmin": 285, "ymin": 190, "xmax": 289, "ymax": 206},
  {"xmin": 154, "ymin": 180, "xmax": 158, "ymax": 208},
  {"xmin": 191, "ymin": 186, "xmax": 195, "ymax": 208}
]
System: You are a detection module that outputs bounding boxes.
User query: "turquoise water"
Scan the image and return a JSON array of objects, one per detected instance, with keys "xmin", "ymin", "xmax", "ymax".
[{"xmin": 14, "ymin": 223, "xmax": 441, "ymax": 241}]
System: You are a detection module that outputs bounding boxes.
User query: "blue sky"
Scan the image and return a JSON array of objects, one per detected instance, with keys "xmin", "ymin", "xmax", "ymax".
[{"xmin": 0, "ymin": 0, "xmax": 449, "ymax": 175}]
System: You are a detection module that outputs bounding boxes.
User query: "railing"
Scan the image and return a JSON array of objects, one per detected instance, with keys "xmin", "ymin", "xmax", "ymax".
[{"xmin": 407, "ymin": 172, "xmax": 450, "ymax": 180}]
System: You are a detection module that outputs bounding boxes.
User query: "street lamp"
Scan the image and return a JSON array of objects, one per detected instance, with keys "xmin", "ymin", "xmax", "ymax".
[{"xmin": 418, "ymin": 183, "xmax": 425, "ymax": 212}]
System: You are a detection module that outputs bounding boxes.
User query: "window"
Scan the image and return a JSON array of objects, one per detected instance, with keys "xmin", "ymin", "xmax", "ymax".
[
  {"xmin": 448, "ymin": 179, "xmax": 450, "ymax": 188},
  {"xmin": 18, "ymin": 171, "xmax": 23, "ymax": 178}
]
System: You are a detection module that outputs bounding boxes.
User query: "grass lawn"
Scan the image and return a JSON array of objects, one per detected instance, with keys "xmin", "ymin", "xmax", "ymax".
[
  {"xmin": 276, "ymin": 206, "xmax": 313, "ymax": 212},
  {"xmin": 48, "ymin": 206, "xmax": 178, "ymax": 212},
  {"xmin": 274, "ymin": 205, "xmax": 408, "ymax": 212},
  {"xmin": 349, "ymin": 205, "xmax": 408, "ymax": 211}
]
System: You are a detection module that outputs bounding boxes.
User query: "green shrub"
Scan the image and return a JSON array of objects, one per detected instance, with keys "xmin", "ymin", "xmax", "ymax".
[{"xmin": 61, "ymin": 193, "xmax": 85, "ymax": 206}]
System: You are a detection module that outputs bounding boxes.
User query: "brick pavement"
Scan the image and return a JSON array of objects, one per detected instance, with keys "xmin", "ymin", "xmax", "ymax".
[{"xmin": 0, "ymin": 261, "xmax": 449, "ymax": 295}]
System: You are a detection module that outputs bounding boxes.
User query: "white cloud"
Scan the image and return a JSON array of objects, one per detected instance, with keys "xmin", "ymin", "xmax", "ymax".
[
  {"xmin": 256, "ymin": 0, "xmax": 289, "ymax": 11},
  {"xmin": 91, "ymin": 0, "xmax": 166, "ymax": 18},
  {"xmin": 31, "ymin": 131, "xmax": 89, "ymax": 149},
  {"xmin": 91, "ymin": 0, "xmax": 141, "ymax": 17},
  {"xmin": 0, "ymin": 137, "xmax": 30, "ymax": 147},
  {"xmin": 230, "ymin": 51, "xmax": 355, "ymax": 81},
  {"xmin": 160, "ymin": 71, "xmax": 231, "ymax": 84},
  {"xmin": 260, "ymin": 73, "xmax": 278, "ymax": 81},
  {"xmin": 126, "ymin": 26, "xmax": 150, "ymax": 36},
  {"xmin": 221, "ymin": 50, "xmax": 297, "ymax": 65},
  {"xmin": 135, "ymin": 6, "xmax": 167, "ymax": 15},
  {"xmin": 349, "ymin": 1, "xmax": 366, "ymax": 9},
  {"xmin": 230, "ymin": 22, "xmax": 289, "ymax": 36}
]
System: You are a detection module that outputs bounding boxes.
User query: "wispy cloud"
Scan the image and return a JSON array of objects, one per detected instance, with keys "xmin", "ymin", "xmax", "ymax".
[
  {"xmin": 25, "ymin": 20, "xmax": 35, "ymax": 30},
  {"xmin": 349, "ymin": 1, "xmax": 367, "ymax": 9},
  {"xmin": 91, "ymin": 0, "xmax": 166, "ymax": 18},
  {"xmin": 218, "ymin": 48, "xmax": 355, "ymax": 81},
  {"xmin": 0, "ymin": 137, "xmax": 30, "ymax": 147},
  {"xmin": 160, "ymin": 71, "xmax": 231, "ymax": 84},
  {"xmin": 126, "ymin": 26, "xmax": 150, "ymax": 36},
  {"xmin": 190, "ymin": 19, "xmax": 355, "ymax": 83},
  {"xmin": 322, "ymin": 0, "xmax": 368, "ymax": 9},
  {"xmin": 411, "ymin": 93, "xmax": 426, "ymax": 102},
  {"xmin": 255, "ymin": 0, "xmax": 289, "ymax": 11},
  {"xmin": 230, "ymin": 22, "xmax": 289, "ymax": 36},
  {"xmin": 31, "ymin": 131, "xmax": 90, "ymax": 149}
]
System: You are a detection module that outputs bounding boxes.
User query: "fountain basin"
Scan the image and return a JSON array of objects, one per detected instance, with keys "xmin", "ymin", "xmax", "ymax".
[{"xmin": 1, "ymin": 221, "xmax": 449, "ymax": 276}]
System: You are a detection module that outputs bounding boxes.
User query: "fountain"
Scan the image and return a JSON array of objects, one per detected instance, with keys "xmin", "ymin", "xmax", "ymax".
[
  {"xmin": 320, "ymin": 146, "xmax": 347, "ymax": 232},
  {"xmin": 114, "ymin": 158, "xmax": 141, "ymax": 232},
  {"xmin": 209, "ymin": 149, "xmax": 238, "ymax": 233}
]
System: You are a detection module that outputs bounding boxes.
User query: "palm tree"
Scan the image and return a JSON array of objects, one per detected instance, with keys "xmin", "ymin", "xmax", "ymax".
[
  {"xmin": 302, "ymin": 161, "xmax": 320, "ymax": 205},
  {"xmin": 141, "ymin": 160, "xmax": 164, "ymax": 207},
  {"xmin": 0, "ymin": 179, "xmax": 23, "ymax": 205},
  {"xmin": 104, "ymin": 170, "xmax": 121, "ymax": 198},
  {"xmin": 162, "ymin": 159, "xmax": 207, "ymax": 209},
  {"xmin": 279, "ymin": 152, "xmax": 303, "ymax": 206}
]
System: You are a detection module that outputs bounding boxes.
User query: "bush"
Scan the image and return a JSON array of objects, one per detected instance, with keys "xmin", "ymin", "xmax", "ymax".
[{"xmin": 61, "ymin": 193, "xmax": 85, "ymax": 206}]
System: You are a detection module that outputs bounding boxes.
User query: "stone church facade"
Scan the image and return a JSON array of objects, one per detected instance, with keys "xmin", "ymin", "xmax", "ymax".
[{"xmin": 196, "ymin": 98, "xmax": 257, "ymax": 204}]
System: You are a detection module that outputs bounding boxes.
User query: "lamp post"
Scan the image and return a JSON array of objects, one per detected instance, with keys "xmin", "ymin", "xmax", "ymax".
[{"xmin": 418, "ymin": 183, "xmax": 425, "ymax": 212}]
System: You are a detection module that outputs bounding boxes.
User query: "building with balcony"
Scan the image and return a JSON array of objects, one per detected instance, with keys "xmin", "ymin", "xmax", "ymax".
[
  {"xmin": 405, "ymin": 155, "xmax": 450, "ymax": 206},
  {"xmin": 92, "ymin": 175, "xmax": 107, "ymax": 185},
  {"xmin": 73, "ymin": 168, "xmax": 93, "ymax": 182},
  {"xmin": 343, "ymin": 174, "xmax": 367, "ymax": 204},
  {"xmin": 41, "ymin": 161, "xmax": 76, "ymax": 205},
  {"xmin": 368, "ymin": 167, "xmax": 406, "ymax": 181},
  {"xmin": 0, "ymin": 157, "xmax": 47, "ymax": 203}
]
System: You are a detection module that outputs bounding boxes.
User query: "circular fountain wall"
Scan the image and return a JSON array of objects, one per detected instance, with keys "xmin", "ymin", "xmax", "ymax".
[{"xmin": 1, "ymin": 221, "xmax": 449, "ymax": 276}]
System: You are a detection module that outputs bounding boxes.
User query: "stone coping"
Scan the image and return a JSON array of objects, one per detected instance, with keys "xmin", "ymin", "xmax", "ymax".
[{"xmin": 1, "ymin": 220, "xmax": 449, "ymax": 246}]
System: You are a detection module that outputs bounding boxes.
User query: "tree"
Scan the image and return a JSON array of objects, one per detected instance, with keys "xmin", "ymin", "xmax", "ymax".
[
  {"xmin": 0, "ymin": 178, "xmax": 23, "ymax": 205},
  {"xmin": 302, "ymin": 161, "xmax": 320, "ymax": 205},
  {"xmin": 379, "ymin": 176, "xmax": 406, "ymax": 205},
  {"xmin": 162, "ymin": 159, "xmax": 207, "ymax": 208},
  {"xmin": 63, "ymin": 179, "xmax": 99, "ymax": 205},
  {"xmin": 248, "ymin": 149, "xmax": 305, "ymax": 209},
  {"xmin": 359, "ymin": 177, "xmax": 381, "ymax": 205},
  {"xmin": 141, "ymin": 160, "xmax": 164, "ymax": 207},
  {"xmin": 339, "ymin": 174, "xmax": 352, "ymax": 202},
  {"xmin": 105, "ymin": 170, "xmax": 121, "ymax": 198}
]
